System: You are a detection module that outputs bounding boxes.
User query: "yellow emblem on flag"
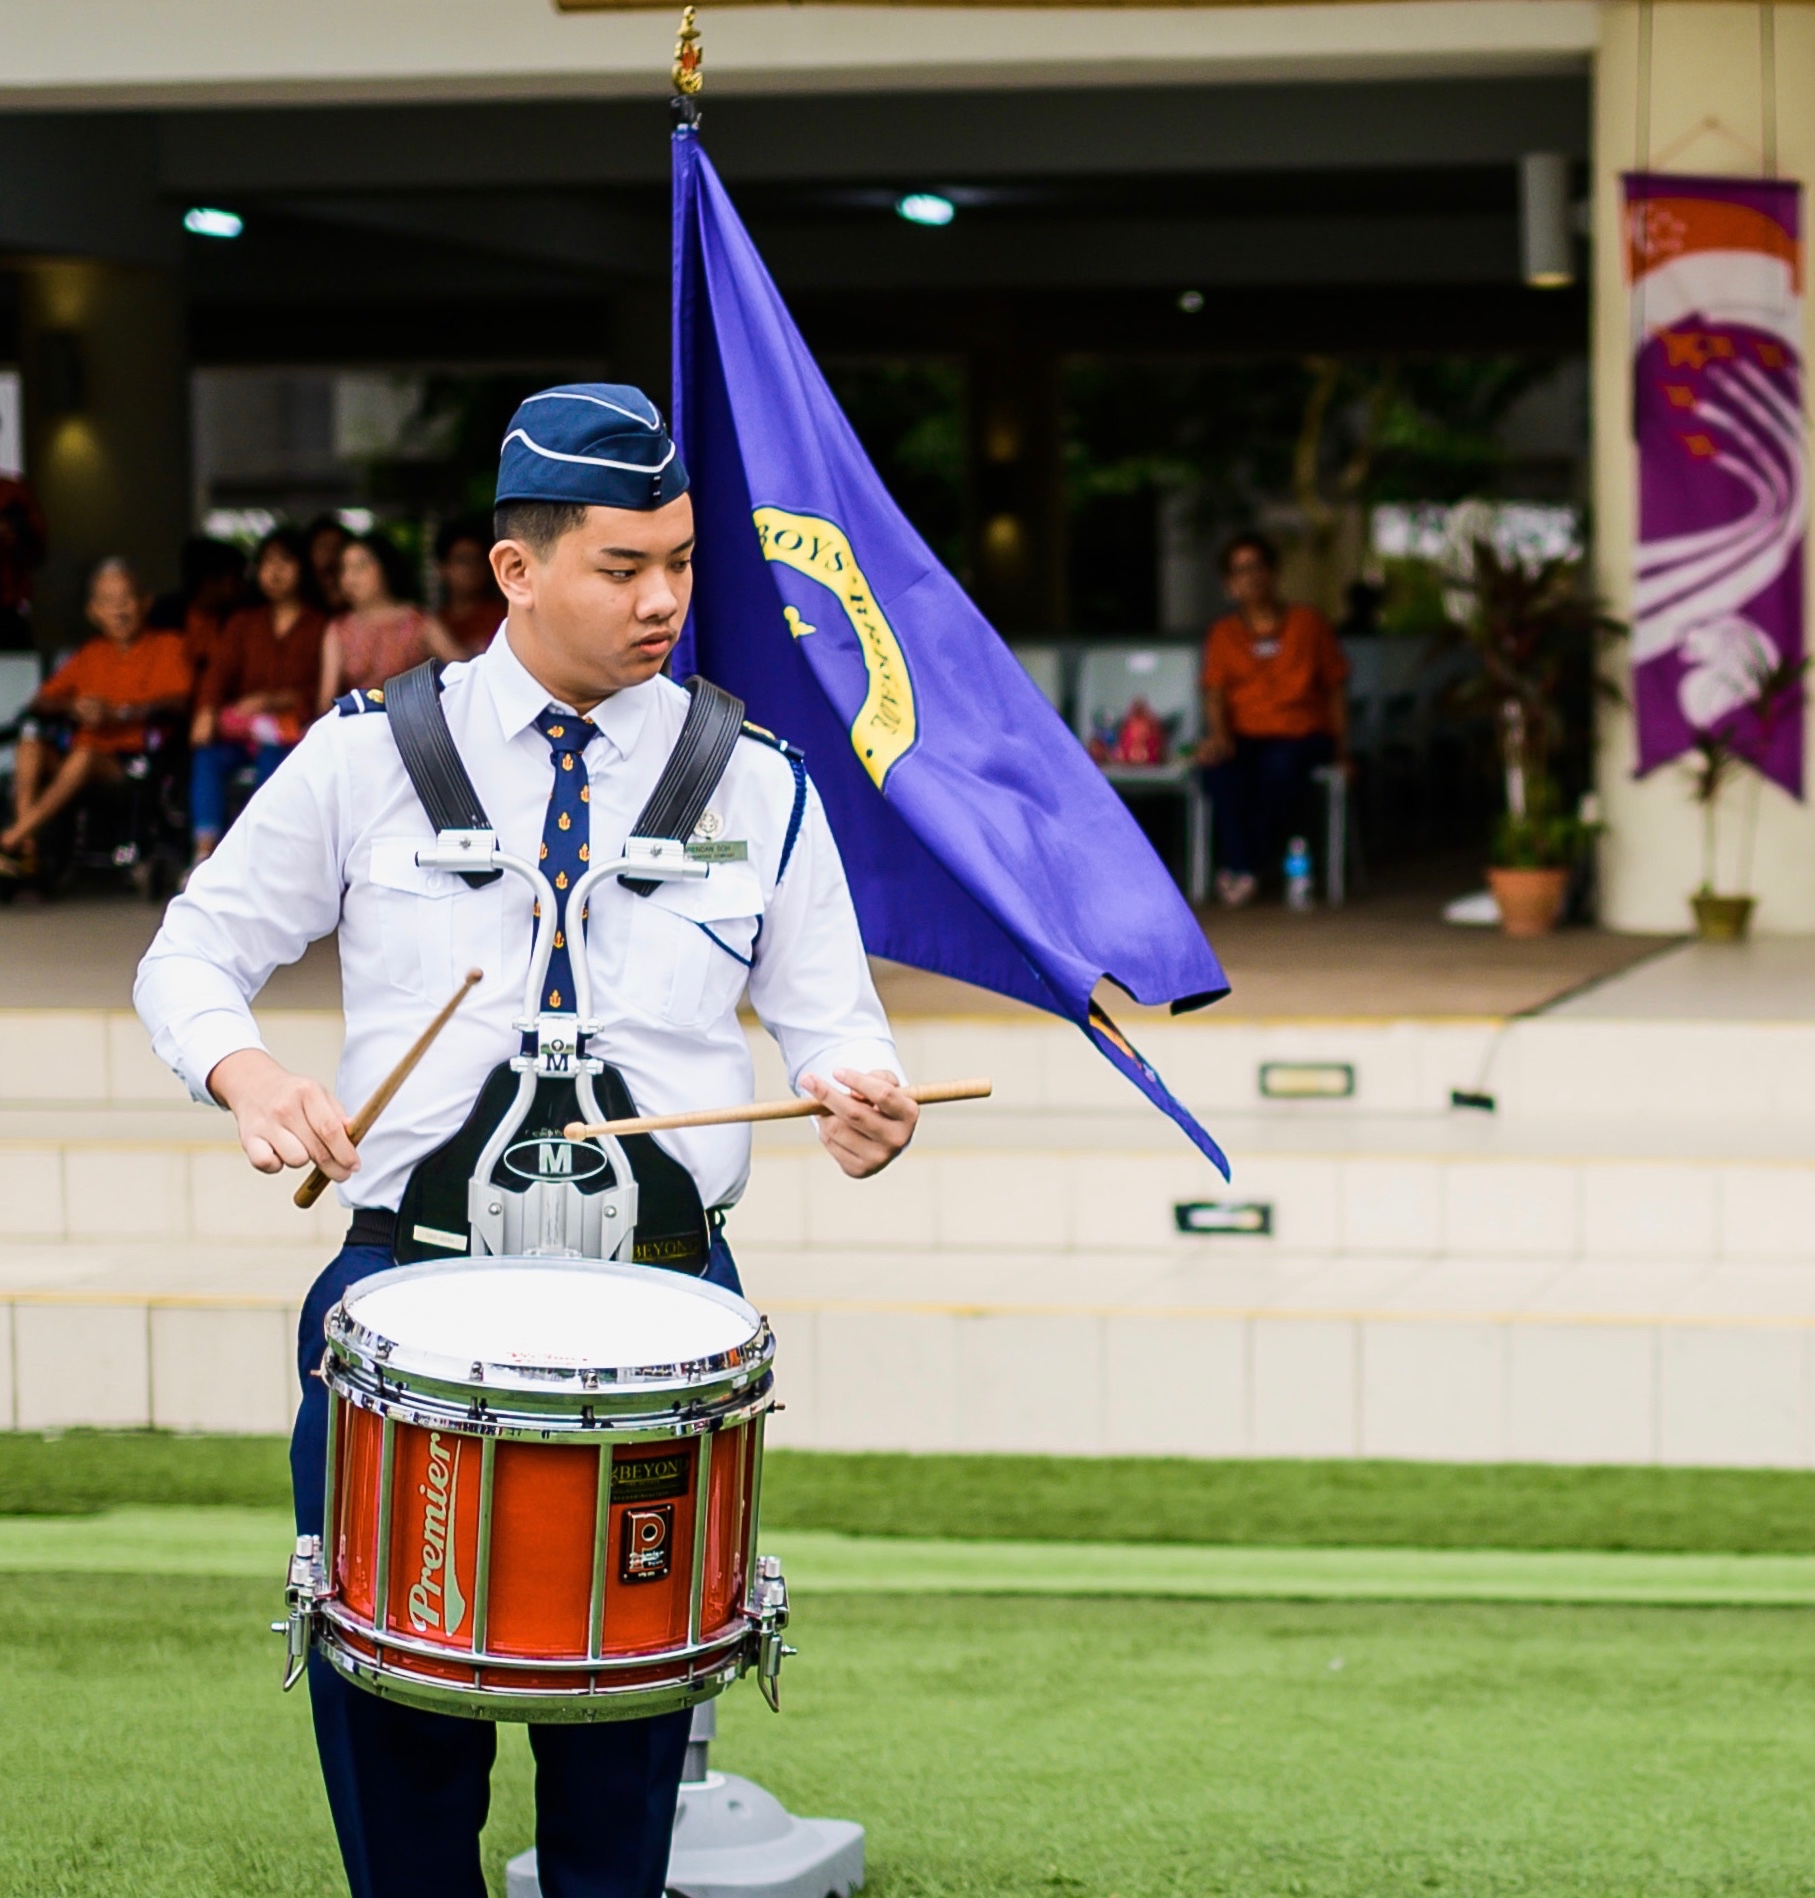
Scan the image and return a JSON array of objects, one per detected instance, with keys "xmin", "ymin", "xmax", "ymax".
[{"xmin": 752, "ymin": 506, "xmax": 917, "ymax": 789}]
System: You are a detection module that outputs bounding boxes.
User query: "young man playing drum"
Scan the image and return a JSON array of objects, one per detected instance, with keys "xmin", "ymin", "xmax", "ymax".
[{"xmin": 135, "ymin": 384, "xmax": 917, "ymax": 1898}]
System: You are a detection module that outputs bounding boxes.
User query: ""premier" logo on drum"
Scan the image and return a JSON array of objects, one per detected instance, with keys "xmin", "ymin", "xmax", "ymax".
[{"xmin": 408, "ymin": 1432, "xmax": 468, "ymax": 1638}]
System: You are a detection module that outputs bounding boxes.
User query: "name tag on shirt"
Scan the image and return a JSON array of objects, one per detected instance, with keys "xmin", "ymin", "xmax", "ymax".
[
  {"xmin": 686, "ymin": 839, "xmax": 749, "ymax": 863},
  {"xmin": 1252, "ymin": 639, "xmax": 1280, "ymax": 660}
]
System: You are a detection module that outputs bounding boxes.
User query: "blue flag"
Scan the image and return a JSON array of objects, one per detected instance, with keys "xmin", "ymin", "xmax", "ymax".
[{"xmin": 671, "ymin": 127, "xmax": 1231, "ymax": 1176}]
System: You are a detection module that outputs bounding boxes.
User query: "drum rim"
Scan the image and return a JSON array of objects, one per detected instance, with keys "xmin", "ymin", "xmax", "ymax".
[
  {"xmin": 328, "ymin": 1255, "xmax": 768, "ymax": 1397},
  {"xmin": 312, "ymin": 1631, "xmax": 740, "ymax": 1724},
  {"xmin": 324, "ymin": 1364, "xmax": 775, "ymax": 1436}
]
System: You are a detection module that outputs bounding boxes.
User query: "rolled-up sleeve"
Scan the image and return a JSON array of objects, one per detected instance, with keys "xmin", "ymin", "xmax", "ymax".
[
  {"xmin": 133, "ymin": 717, "xmax": 347, "ymax": 1103},
  {"xmin": 746, "ymin": 778, "xmax": 901, "ymax": 1092}
]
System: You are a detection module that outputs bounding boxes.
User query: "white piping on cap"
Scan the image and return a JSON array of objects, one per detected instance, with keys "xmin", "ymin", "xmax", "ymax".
[{"xmin": 499, "ymin": 428, "xmax": 678, "ymax": 476}]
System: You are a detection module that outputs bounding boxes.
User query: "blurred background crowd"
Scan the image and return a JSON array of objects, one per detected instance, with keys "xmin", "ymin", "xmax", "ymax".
[{"xmin": 0, "ymin": 503, "xmax": 503, "ymax": 892}]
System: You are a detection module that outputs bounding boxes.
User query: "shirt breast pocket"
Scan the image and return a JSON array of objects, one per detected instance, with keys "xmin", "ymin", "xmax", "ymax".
[
  {"xmin": 368, "ymin": 836, "xmax": 504, "ymax": 1002},
  {"xmin": 622, "ymin": 864, "xmax": 763, "ymax": 1031}
]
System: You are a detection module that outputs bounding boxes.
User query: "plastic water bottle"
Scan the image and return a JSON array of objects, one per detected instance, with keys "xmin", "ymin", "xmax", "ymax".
[{"xmin": 1284, "ymin": 836, "xmax": 1314, "ymax": 911}]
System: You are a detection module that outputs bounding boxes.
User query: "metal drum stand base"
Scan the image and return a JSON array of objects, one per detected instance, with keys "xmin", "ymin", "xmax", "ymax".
[{"xmin": 505, "ymin": 1702, "xmax": 865, "ymax": 1898}]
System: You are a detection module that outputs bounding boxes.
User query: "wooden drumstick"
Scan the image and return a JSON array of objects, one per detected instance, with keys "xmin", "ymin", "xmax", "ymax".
[
  {"xmin": 562, "ymin": 1076, "xmax": 992, "ymax": 1143},
  {"xmin": 293, "ymin": 968, "xmax": 485, "ymax": 1210}
]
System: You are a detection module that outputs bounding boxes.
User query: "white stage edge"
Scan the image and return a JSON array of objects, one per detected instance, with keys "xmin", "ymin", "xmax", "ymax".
[{"xmin": 4, "ymin": 940, "xmax": 1814, "ymax": 1467}]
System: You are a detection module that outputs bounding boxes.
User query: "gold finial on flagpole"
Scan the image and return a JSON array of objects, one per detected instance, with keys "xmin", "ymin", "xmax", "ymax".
[{"xmin": 673, "ymin": 6, "xmax": 703, "ymax": 99}]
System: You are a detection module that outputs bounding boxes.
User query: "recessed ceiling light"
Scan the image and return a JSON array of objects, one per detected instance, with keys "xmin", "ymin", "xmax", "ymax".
[
  {"xmin": 896, "ymin": 193, "xmax": 956, "ymax": 228},
  {"xmin": 184, "ymin": 207, "xmax": 244, "ymax": 240}
]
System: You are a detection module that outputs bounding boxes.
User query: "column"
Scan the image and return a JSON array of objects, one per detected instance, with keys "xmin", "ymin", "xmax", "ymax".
[
  {"xmin": 17, "ymin": 258, "xmax": 189, "ymax": 651},
  {"xmin": 1593, "ymin": 2, "xmax": 1815, "ymax": 930}
]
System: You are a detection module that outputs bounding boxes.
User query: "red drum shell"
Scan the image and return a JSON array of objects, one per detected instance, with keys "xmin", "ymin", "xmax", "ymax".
[{"xmin": 312, "ymin": 1257, "xmax": 775, "ymax": 1722}]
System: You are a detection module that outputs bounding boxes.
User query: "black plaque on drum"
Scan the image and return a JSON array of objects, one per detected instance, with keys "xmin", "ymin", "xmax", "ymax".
[
  {"xmin": 610, "ymin": 1451, "xmax": 690, "ymax": 1505},
  {"xmin": 620, "ymin": 1504, "xmax": 674, "ymax": 1583}
]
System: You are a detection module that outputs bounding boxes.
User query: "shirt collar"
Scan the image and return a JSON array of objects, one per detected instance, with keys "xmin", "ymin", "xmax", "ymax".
[{"xmin": 483, "ymin": 627, "xmax": 658, "ymax": 761}]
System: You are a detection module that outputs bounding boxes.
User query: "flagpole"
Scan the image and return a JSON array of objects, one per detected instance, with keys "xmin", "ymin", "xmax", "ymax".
[
  {"xmin": 664, "ymin": 41, "xmax": 873, "ymax": 1898},
  {"xmin": 672, "ymin": 4, "xmax": 703, "ymax": 129}
]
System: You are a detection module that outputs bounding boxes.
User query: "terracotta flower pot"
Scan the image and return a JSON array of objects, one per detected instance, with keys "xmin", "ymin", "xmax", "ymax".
[
  {"xmin": 1691, "ymin": 893, "xmax": 1754, "ymax": 942},
  {"xmin": 1487, "ymin": 865, "xmax": 1568, "ymax": 938}
]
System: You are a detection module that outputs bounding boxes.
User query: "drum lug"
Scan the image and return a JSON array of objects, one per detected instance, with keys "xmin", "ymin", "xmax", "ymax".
[
  {"xmin": 274, "ymin": 1534, "xmax": 329, "ymax": 1692},
  {"xmin": 751, "ymin": 1554, "xmax": 792, "ymax": 1712}
]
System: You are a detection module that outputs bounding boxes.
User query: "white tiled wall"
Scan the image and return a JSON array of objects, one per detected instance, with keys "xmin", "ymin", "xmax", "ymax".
[
  {"xmin": 14, "ymin": 1303, "xmax": 151, "ymax": 1429},
  {"xmin": 149, "ymin": 1305, "xmax": 298, "ymax": 1434},
  {"xmin": 0, "ymin": 1302, "xmax": 13, "ymax": 1430},
  {"xmin": 6, "ymin": 1292, "xmax": 1815, "ymax": 1465},
  {"xmin": 6, "ymin": 1005, "xmax": 1815, "ymax": 1463},
  {"xmin": 1361, "ymin": 1320, "xmax": 1506, "ymax": 1462}
]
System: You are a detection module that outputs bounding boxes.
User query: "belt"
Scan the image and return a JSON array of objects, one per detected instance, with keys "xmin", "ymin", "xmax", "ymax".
[
  {"xmin": 348, "ymin": 1205, "xmax": 729, "ymax": 1252},
  {"xmin": 347, "ymin": 1207, "xmax": 397, "ymax": 1250}
]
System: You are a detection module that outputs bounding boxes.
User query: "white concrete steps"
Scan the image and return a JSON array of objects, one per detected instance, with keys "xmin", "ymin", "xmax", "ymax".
[
  {"xmin": 4, "ymin": 990, "xmax": 1812, "ymax": 1462},
  {"xmin": 730, "ymin": 1110, "xmax": 1815, "ymax": 1273},
  {"xmin": 15, "ymin": 1002, "xmax": 1815, "ymax": 1125},
  {"xmin": 9, "ymin": 1097, "xmax": 1812, "ymax": 1265}
]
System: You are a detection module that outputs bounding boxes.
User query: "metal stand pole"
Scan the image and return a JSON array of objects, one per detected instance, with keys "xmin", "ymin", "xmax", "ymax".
[{"xmin": 506, "ymin": 1700, "xmax": 865, "ymax": 1898}]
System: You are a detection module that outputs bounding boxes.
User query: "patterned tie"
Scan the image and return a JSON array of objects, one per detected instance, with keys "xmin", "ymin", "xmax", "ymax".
[{"xmin": 533, "ymin": 708, "xmax": 596, "ymax": 1014}]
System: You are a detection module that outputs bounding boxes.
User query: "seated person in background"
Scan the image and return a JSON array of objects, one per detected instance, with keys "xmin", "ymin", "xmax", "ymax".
[
  {"xmin": 155, "ymin": 537, "xmax": 247, "ymax": 705},
  {"xmin": 0, "ymin": 557, "xmax": 191, "ymax": 873},
  {"xmin": 304, "ymin": 514, "xmax": 351, "ymax": 616},
  {"xmin": 188, "ymin": 527, "xmax": 329, "ymax": 869},
  {"xmin": 316, "ymin": 529, "xmax": 462, "ymax": 712},
  {"xmin": 1194, "ymin": 531, "xmax": 1350, "ymax": 908},
  {"xmin": 434, "ymin": 514, "xmax": 504, "ymax": 656}
]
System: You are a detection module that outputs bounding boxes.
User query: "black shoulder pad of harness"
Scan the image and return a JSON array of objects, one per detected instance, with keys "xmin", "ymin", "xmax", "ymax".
[
  {"xmin": 381, "ymin": 660, "xmax": 501, "ymax": 888},
  {"xmin": 377, "ymin": 661, "xmax": 751, "ymax": 898},
  {"xmin": 619, "ymin": 675, "xmax": 747, "ymax": 895},
  {"xmin": 738, "ymin": 718, "xmax": 804, "ymax": 762},
  {"xmin": 337, "ymin": 686, "xmax": 388, "ymax": 716}
]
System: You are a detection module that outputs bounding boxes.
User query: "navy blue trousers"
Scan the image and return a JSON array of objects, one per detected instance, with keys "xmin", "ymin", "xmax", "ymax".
[
  {"xmin": 1201, "ymin": 732, "xmax": 1334, "ymax": 881},
  {"xmin": 291, "ymin": 1235, "xmax": 743, "ymax": 1898}
]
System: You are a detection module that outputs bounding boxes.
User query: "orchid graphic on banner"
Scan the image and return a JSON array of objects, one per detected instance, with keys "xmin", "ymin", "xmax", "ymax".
[
  {"xmin": 669, "ymin": 125, "xmax": 1231, "ymax": 1175},
  {"xmin": 1625, "ymin": 172, "xmax": 1806, "ymax": 797}
]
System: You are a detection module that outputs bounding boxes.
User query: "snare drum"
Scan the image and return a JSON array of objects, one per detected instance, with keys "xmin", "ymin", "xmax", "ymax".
[{"xmin": 279, "ymin": 1257, "xmax": 788, "ymax": 1723}]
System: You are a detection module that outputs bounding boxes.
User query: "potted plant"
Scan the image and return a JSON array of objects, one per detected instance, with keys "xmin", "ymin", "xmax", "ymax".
[
  {"xmin": 1682, "ymin": 648, "xmax": 1806, "ymax": 942},
  {"xmin": 1488, "ymin": 784, "xmax": 1593, "ymax": 936},
  {"xmin": 1441, "ymin": 530, "xmax": 1621, "ymax": 937}
]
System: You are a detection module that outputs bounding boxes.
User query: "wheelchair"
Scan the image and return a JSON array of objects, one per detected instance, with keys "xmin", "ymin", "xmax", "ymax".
[{"xmin": 0, "ymin": 711, "xmax": 191, "ymax": 903}]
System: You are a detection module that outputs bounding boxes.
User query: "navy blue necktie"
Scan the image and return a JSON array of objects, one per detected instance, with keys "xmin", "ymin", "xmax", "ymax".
[{"xmin": 533, "ymin": 708, "xmax": 595, "ymax": 1014}]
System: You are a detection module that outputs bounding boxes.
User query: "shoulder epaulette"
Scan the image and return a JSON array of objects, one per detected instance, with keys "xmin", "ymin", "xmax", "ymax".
[
  {"xmin": 739, "ymin": 719, "xmax": 803, "ymax": 762},
  {"xmin": 337, "ymin": 686, "xmax": 387, "ymax": 716}
]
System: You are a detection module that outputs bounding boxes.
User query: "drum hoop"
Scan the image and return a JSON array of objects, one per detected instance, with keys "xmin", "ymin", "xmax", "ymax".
[
  {"xmin": 316, "ymin": 1597, "xmax": 754, "ymax": 1677},
  {"xmin": 314, "ymin": 1640, "xmax": 740, "ymax": 1725},
  {"xmin": 323, "ymin": 1359, "xmax": 776, "ymax": 1440},
  {"xmin": 328, "ymin": 1256, "xmax": 770, "ymax": 1399}
]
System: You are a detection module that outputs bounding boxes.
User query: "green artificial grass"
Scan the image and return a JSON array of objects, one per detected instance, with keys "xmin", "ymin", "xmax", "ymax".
[
  {"xmin": 763, "ymin": 1450, "xmax": 1815, "ymax": 1553},
  {"xmin": 0, "ymin": 1430, "xmax": 290, "ymax": 1515},
  {"xmin": 7, "ymin": 1573, "xmax": 1815, "ymax": 1897},
  {"xmin": 24, "ymin": 1508, "xmax": 1815, "ymax": 1608},
  {"xmin": 13, "ymin": 1433, "xmax": 1815, "ymax": 1555}
]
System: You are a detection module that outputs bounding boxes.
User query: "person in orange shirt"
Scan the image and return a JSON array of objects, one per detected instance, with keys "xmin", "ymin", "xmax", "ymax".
[
  {"xmin": 1194, "ymin": 531, "xmax": 1350, "ymax": 907},
  {"xmin": 0, "ymin": 557, "xmax": 192, "ymax": 872}
]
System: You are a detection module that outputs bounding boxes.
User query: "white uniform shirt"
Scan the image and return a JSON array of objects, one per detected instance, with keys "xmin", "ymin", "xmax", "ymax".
[{"xmin": 134, "ymin": 634, "xmax": 901, "ymax": 1212}]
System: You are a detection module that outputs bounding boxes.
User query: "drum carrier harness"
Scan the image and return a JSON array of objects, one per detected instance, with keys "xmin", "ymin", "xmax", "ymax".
[{"xmin": 383, "ymin": 660, "xmax": 748, "ymax": 1274}]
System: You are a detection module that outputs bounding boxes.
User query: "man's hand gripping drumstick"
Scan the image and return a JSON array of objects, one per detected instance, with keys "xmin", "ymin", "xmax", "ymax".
[
  {"xmin": 565, "ymin": 1074, "xmax": 990, "ymax": 1181},
  {"xmin": 206, "ymin": 969, "xmax": 484, "ymax": 1207}
]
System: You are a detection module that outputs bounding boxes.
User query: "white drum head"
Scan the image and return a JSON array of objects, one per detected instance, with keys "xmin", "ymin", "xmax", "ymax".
[{"xmin": 342, "ymin": 1258, "xmax": 760, "ymax": 1378}]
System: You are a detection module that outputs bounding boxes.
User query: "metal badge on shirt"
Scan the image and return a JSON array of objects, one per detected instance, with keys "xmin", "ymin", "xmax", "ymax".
[{"xmin": 686, "ymin": 808, "xmax": 748, "ymax": 862}]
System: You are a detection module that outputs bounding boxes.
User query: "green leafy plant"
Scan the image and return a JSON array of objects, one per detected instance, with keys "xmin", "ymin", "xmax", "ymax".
[
  {"xmin": 1439, "ymin": 534, "xmax": 1622, "ymax": 862},
  {"xmin": 1685, "ymin": 650, "xmax": 1807, "ymax": 899},
  {"xmin": 1491, "ymin": 804, "xmax": 1593, "ymax": 871}
]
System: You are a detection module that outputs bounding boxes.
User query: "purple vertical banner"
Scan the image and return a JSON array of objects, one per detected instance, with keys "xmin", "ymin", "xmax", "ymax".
[{"xmin": 1626, "ymin": 172, "xmax": 1805, "ymax": 796}]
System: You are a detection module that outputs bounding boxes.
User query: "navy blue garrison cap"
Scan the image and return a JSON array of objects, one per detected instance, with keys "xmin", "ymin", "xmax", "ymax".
[{"xmin": 495, "ymin": 383, "xmax": 689, "ymax": 511}]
